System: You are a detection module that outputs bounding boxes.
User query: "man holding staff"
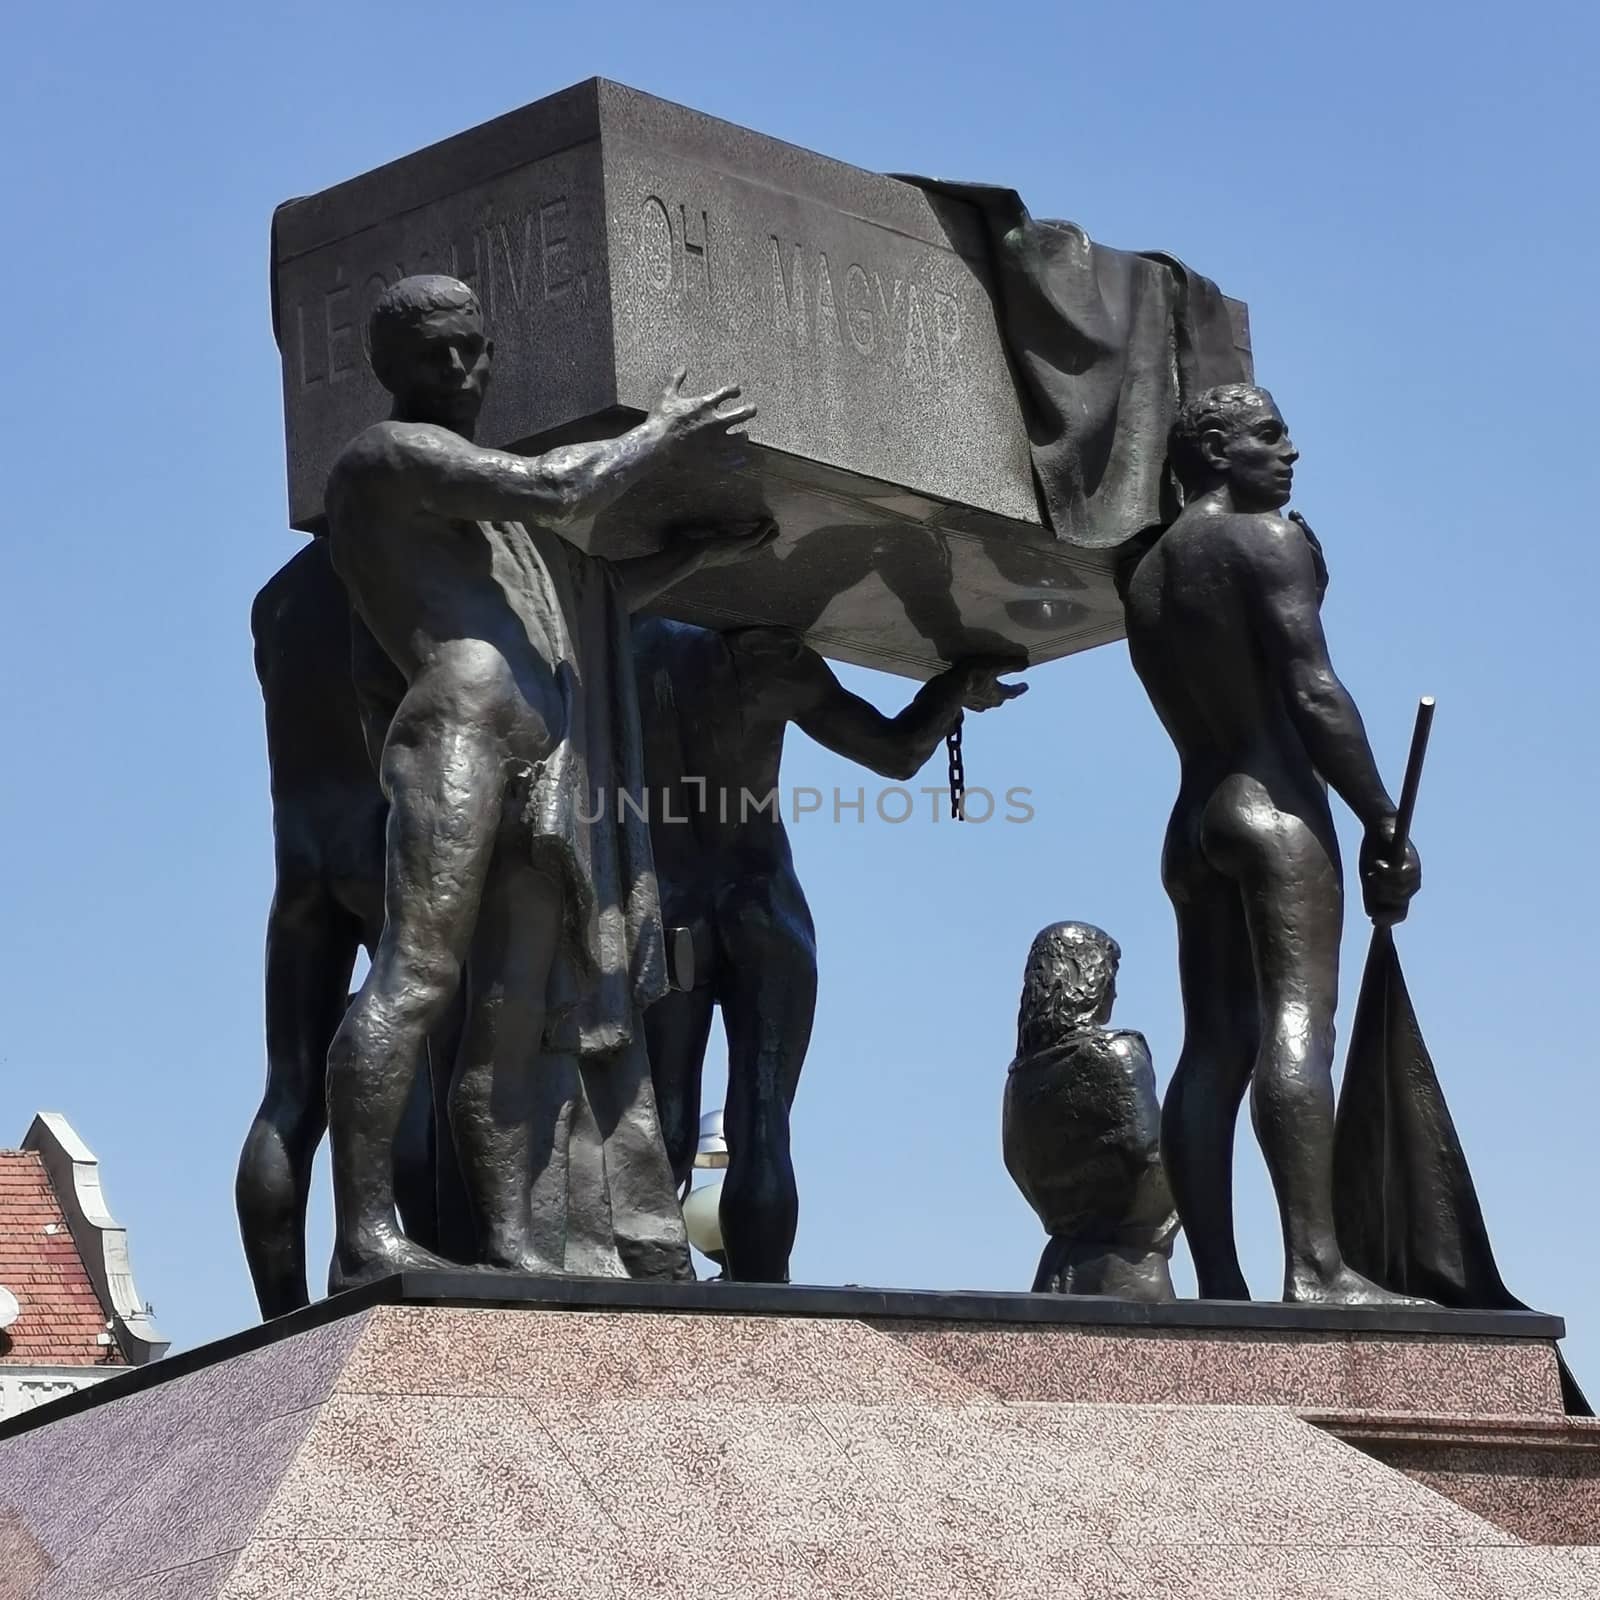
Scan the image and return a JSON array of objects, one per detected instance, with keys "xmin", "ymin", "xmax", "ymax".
[{"xmin": 1122, "ymin": 382, "xmax": 1422, "ymax": 1304}]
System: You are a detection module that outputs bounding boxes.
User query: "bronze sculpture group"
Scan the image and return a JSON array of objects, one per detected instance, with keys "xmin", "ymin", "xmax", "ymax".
[{"xmin": 237, "ymin": 273, "xmax": 1441, "ymax": 1316}]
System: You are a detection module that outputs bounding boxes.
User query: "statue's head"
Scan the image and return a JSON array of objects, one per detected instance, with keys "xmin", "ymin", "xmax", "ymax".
[
  {"xmin": 368, "ymin": 275, "xmax": 491, "ymax": 431},
  {"xmin": 1171, "ymin": 383, "xmax": 1297, "ymax": 511},
  {"xmin": 1016, "ymin": 921, "xmax": 1120, "ymax": 1055}
]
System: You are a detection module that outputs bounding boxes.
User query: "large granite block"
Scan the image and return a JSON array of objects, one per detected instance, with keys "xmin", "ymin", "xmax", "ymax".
[
  {"xmin": 272, "ymin": 79, "xmax": 1240, "ymax": 676},
  {"xmin": 273, "ymin": 79, "xmax": 1036, "ymax": 532}
]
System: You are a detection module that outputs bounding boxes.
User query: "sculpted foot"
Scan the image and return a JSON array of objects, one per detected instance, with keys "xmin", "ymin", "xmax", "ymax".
[
  {"xmin": 482, "ymin": 1244, "xmax": 566, "ymax": 1277},
  {"xmin": 1285, "ymin": 1261, "xmax": 1433, "ymax": 1307},
  {"xmin": 329, "ymin": 1228, "xmax": 455, "ymax": 1296}
]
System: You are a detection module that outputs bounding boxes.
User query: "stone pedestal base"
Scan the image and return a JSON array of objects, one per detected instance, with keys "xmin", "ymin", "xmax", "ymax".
[
  {"xmin": 1313, "ymin": 1410, "xmax": 1600, "ymax": 1546},
  {"xmin": 2, "ymin": 1276, "xmax": 1595, "ymax": 1596}
]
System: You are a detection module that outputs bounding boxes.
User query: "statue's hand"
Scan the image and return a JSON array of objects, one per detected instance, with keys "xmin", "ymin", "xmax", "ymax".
[
  {"xmin": 1359, "ymin": 816, "xmax": 1421, "ymax": 927},
  {"xmin": 679, "ymin": 518, "xmax": 779, "ymax": 569},
  {"xmin": 949, "ymin": 656, "xmax": 1029, "ymax": 712},
  {"xmin": 649, "ymin": 368, "xmax": 756, "ymax": 451}
]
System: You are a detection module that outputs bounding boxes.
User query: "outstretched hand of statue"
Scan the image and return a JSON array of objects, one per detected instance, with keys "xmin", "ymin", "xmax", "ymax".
[
  {"xmin": 950, "ymin": 656, "xmax": 1030, "ymax": 712},
  {"xmin": 649, "ymin": 368, "xmax": 757, "ymax": 453},
  {"xmin": 1359, "ymin": 817, "xmax": 1422, "ymax": 927}
]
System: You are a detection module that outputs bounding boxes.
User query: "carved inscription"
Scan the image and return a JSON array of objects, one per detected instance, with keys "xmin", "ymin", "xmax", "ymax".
[
  {"xmin": 770, "ymin": 238, "xmax": 960, "ymax": 384},
  {"xmin": 292, "ymin": 194, "xmax": 586, "ymax": 391},
  {"xmin": 290, "ymin": 192, "xmax": 967, "ymax": 398},
  {"xmin": 295, "ymin": 269, "xmax": 359, "ymax": 392},
  {"xmin": 640, "ymin": 196, "xmax": 673, "ymax": 291},
  {"xmin": 637, "ymin": 195, "xmax": 715, "ymax": 309}
]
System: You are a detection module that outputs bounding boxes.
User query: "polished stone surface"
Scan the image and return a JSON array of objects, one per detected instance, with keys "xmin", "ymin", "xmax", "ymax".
[{"xmin": 2, "ymin": 1291, "xmax": 1596, "ymax": 1595}]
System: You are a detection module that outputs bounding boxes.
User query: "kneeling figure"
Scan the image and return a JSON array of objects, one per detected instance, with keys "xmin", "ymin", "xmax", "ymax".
[{"xmin": 1002, "ymin": 922, "xmax": 1177, "ymax": 1300}]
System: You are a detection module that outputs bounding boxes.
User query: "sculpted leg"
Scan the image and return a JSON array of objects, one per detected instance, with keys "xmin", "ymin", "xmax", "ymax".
[
  {"xmin": 1162, "ymin": 876, "xmax": 1258, "ymax": 1301},
  {"xmin": 716, "ymin": 877, "xmax": 817, "ymax": 1283},
  {"xmin": 449, "ymin": 856, "xmax": 564, "ymax": 1273},
  {"xmin": 340, "ymin": 818, "xmax": 458, "ymax": 1261},
  {"xmin": 326, "ymin": 726, "xmax": 500, "ymax": 1293},
  {"xmin": 237, "ymin": 880, "xmax": 357, "ymax": 1317},
  {"xmin": 644, "ymin": 984, "xmax": 717, "ymax": 1190},
  {"xmin": 1230, "ymin": 802, "xmax": 1421, "ymax": 1305},
  {"xmin": 393, "ymin": 1056, "xmax": 442, "ymax": 1253},
  {"xmin": 425, "ymin": 991, "xmax": 475, "ymax": 1262}
]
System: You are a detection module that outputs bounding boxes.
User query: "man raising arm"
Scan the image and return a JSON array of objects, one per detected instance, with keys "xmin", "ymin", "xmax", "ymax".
[{"xmin": 323, "ymin": 275, "xmax": 767, "ymax": 1290}]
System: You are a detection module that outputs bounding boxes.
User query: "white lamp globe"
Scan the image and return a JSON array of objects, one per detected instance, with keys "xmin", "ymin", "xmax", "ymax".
[
  {"xmin": 681, "ymin": 1179, "xmax": 725, "ymax": 1257},
  {"xmin": 681, "ymin": 1109, "xmax": 729, "ymax": 1258}
]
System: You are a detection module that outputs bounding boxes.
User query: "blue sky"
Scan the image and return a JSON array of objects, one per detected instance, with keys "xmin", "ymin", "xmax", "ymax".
[{"xmin": 4, "ymin": 2, "xmax": 1597, "ymax": 1376}]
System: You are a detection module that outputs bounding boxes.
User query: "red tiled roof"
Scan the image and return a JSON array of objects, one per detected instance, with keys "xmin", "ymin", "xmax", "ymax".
[{"xmin": 0, "ymin": 1150, "xmax": 125, "ymax": 1367}]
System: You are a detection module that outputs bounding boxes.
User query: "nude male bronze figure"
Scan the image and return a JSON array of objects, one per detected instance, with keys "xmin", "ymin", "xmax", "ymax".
[
  {"xmin": 633, "ymin": 617, "xmax": 1024, "ymax": 1281},
  {"xmin": 1122, "ymin": 383, "xmax": 1420, "ymax": 1304},
  {"xmin": 236, "ymin": 539, "xmax": 453, "ymax": 1317},
  {"xmin": 322, "ymin": 273, "xmax": 772, "ymax": 1291}
]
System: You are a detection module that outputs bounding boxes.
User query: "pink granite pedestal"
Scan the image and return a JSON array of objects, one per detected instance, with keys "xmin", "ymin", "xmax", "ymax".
[
  {"xmin": 1310, "ymin": 1410, "xmax": 1600, "ymax": 1545},
  {"xmin": 1, "ymin": 1277, "xmax": 1595, "ymax": 1598}
]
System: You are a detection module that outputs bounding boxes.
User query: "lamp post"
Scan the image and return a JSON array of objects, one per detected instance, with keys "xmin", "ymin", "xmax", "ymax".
[{"xmin": 680, "ymin": 1110, "xmax": 728, "ymax": 1271}]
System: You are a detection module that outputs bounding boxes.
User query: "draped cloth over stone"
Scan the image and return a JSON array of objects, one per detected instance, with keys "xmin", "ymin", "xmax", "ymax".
[
  {"xmin": 489, "ymin": 518, "xmax": 668, "ymax": 1058},
  {"xmin": 905, "ymin": 180, "xmax": 1249, "ymax": 548}
]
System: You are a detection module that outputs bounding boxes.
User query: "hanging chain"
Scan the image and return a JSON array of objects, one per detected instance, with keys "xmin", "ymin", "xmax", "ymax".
[{"xmin": 946, "ymin": 714, "xmax": 966, "ymax": 821}]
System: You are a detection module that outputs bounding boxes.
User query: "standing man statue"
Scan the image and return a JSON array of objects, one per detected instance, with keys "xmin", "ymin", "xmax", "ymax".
[
  {"xmin": 633, "ymin": 617, "xmax": 1025, "ymax": 1281},
  {"xmin": 323, "ymin": 273, "xmax": 773, "ymax": 1291},
  {"xmin": 1122, "ymin": 383, "xmax": 1421, "ymax": 1304},
  {"xmin": 237, "ymin": 539, "xmax": 452, "ymax": 1317}
]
